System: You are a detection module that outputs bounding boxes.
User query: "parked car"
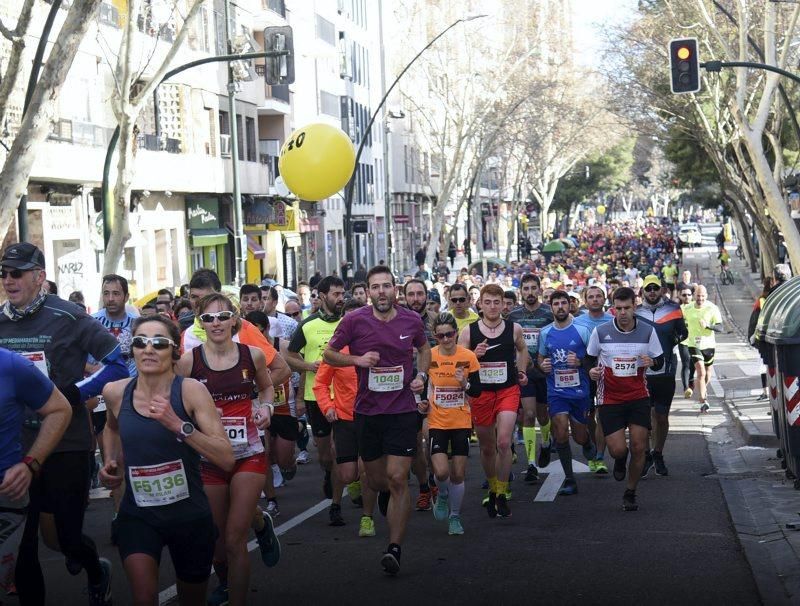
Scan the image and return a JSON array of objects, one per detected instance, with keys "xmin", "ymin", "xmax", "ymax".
[{"xmin": 678, "ymin": 223, "xmax": 702, "ymax": 247}]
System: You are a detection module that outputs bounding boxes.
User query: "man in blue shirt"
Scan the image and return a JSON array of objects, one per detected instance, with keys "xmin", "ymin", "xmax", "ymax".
[
  {"xmin": 0, "ymin": 348, "xmax": 71, "ymax": 594},
  {"xmin": 538, "ymin": 291, "xmax": 595, "ymax": 496}
]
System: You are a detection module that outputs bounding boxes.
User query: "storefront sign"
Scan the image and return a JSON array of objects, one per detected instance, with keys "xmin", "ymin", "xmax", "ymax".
[
  {"xmin": 187, "ymin": 198, "xmax": 219, "ymax": 229},
  {"xmin": 245, "ymin": 198, "xmax": 275, "ymax": 225}
]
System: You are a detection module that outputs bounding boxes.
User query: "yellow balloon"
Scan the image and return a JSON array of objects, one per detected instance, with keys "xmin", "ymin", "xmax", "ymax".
[
  {"xmin": 278, "ymin": 123, "xmax": 356, "ymax": 201},
  {"xmin": 597, "ymin": 205, "xmax": 606, "ymax": 215}
]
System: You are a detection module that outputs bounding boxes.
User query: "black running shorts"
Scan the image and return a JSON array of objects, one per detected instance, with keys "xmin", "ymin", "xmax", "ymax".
[
  {"xmin": 355, "ymin": 412, "xmax": 418, "ymax": 462},
  {"xmin": 597, "ymin": 399, "xmax": 652, "ymax": 436},
  {"xmin": 333, "ymin": 419, "xmax": 359, "ymax": 464},
  {"xmin": 429, "ymin": 428, "xmax": 471, "ymax": 458},
  {"xmin": 646, "ymin": 376, "xmax": 676, "ymax": 415}
]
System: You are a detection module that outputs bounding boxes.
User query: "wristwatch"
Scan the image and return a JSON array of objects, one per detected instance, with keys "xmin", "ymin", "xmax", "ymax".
[
  {"xmin": 176, "ymin": 421, "xmax": 195, "ymax": 442},
  {"xmin": 416, "ymin": 372, "xmax": 428, "ymax": 382},
  {"xmin": 22, "ymin": 455, "xmax": 41, "ymax": 477}
]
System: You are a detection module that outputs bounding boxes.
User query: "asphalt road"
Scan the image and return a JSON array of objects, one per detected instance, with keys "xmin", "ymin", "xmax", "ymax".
[{"xmin": 3, "ymin": 243, "xmax": 765, "ymax": 606}]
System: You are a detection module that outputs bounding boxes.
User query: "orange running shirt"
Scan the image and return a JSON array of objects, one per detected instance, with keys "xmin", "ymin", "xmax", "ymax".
[{"xmin": 427, "ymin": 345, "xmax": 480, "ymax": 430}]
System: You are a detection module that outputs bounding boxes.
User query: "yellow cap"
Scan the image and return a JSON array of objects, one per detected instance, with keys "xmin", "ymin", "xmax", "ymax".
[{"xmin": 643, "ymin": 275, "xmax": 662, "ymax": 289}]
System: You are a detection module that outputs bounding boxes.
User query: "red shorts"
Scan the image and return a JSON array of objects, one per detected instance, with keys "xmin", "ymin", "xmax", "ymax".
[
  {"xmin": 200, "ymin": 453, "xmax": 267, "ymax": 485},
  {"xmin": 470, "ymin": 385, "xmax": 521, "ymax": 427}
]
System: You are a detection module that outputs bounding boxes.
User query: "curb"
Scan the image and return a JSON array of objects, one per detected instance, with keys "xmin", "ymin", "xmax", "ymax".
[{"xmin": 722, "ymin": 397, "xmax": 779, "ymax": 448}]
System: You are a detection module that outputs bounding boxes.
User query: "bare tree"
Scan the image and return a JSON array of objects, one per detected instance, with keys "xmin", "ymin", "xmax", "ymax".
[
  {"xmin": 0, "ymin": 0, "xmax": 102, "ymax": 242},
  {"xmin": 102, "ymin": 0, "xmax": 206, "ymax": 277},
  {"xmin": 0, "ymin": 0, "xmax": 36, "ymax": 129}
]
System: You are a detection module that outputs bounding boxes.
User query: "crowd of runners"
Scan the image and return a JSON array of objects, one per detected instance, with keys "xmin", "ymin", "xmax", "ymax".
[{"xmin": 0, "ymin": 217, "xmax": 788, "ymax": 605}]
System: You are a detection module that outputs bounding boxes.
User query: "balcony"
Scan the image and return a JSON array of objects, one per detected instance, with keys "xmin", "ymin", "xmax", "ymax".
[
  {"xmin": 48, "ymin": 119, "xmax": 115, "ymax": 147},
  {"xmin": 254, "ymin": 67, "xmax": 291, "ymax": 115},
  {"xmin": 136, "ymin": 133, "xmax": 183, "ymax": 153}
]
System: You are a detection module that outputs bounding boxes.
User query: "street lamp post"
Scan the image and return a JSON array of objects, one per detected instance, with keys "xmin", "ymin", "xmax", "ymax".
[{"xmin": 342, "ymin": 13, "xmax": 487, "ymax": 269}]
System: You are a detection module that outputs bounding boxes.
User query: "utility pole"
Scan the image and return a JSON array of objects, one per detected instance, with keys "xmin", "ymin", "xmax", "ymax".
[{"xmin": 224, "ymin": 0, "xmax": 246, "ymax": 285}]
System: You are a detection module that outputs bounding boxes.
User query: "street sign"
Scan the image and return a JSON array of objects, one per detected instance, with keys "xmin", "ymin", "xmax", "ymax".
[{"xmin": 393, "ymin": 214, "xmax": 410, "ymax": 223}]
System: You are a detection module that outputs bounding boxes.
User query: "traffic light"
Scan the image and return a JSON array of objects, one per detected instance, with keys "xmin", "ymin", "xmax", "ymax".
[
  {"xmin": 264, "ymin": 26, "xmax": 295, "ymax": 85},
  {"xmin": 669, "ymin": 38, "xmax": 700, "ymax": 94}
]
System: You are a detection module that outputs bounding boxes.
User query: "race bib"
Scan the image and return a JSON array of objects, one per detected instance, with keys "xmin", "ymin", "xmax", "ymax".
[
  {"xmin": 522, "ymin": 328, "xmax": 540, "ymax": 349},
  {"xmin": 479, "ymin": 362, "xmax": 508, "ymax": 384},
  {"xmin": 274, "ymin": 384, "xmax": 286, "ymax": 407},
  {"xmin": 555, "ymin": 368, "xmax": 580, "ymax": 388},
  {"xmin": 612, "ymin": 356, "xmax": 638, "ymax": 377},
  {"xmin": 22, "ymin": 351, "xmax": 48, "ymax": 377},
  {"xmin": 694, "ymin": 336, "xmax": 703, "ymax": 346},
  {"xmin": 129, "ymin": 460, "xmax": 189, "ymax": 508},
  {"xmin": 433, "ymin": 386, "xmax": 465, "ymax": 409},
  {"xmin": 368, "ymin": 366, "xmax": 404, "ymax": 392},
  {"xmin": 221, "ymin": 417, "xmax": 248, "ymax": 447}
]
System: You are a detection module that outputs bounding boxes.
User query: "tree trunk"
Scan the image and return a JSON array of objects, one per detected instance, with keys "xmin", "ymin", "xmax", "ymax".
[
  {"xmin": 102, "ymin": 121, "xmax": 136, "ymax": 276},
  {"xmin": 0, "ymin": 0, "xmax": 37, "ymax": 129},
  {"xmin": 0, "ymin": 0, "xmax": 101, "ymax": 242}
]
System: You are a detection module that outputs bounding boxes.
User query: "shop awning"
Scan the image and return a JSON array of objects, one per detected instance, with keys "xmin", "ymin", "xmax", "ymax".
[
  {"xmin": 247, "ymin": 235, "xmax": 266, "ymax": 259},
  {"xmin": 191, "ymin": 228, "xmax": 228, "ymax": 247}
]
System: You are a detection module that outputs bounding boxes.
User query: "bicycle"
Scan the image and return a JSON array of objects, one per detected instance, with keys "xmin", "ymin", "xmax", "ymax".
[
  {"xmin": 735, "ymin": 244, "xmax": 745, "ymax": 260},
  {"xmin": 719, "ymin": 265, "xmax": 734, "ymax": 285}
]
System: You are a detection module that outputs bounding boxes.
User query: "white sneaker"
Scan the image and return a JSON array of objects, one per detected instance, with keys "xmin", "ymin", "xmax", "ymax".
[
  {"xmin": 296, "ymin": 450, "xmax": 311, "ymax": 465},
  {"xmin": 272, "ymin": 464, "xmax": 285, "ymax": 488}
]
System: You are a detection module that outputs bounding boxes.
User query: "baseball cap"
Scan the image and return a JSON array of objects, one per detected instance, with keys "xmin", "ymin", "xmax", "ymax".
[
  {"xmin": 427, "ymin": 290, "xmax": 441, "ymax": 304},
  {"xmin": 642, "ymin": 275, "xmax": 662, "ymax": 289},
  {"xmin": 1, "ymin": 242, "xmax": 45, "ymax": 270},
  {"xmin": 567, "ymin": 291, "xmax": 581, "ymax": 300},
  {"xmin": 774, "ymin": 264, "xmax": 792, "ymax": 282}
]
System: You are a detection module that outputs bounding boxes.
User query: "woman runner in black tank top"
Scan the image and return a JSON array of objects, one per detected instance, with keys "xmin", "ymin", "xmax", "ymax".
[
  {"xmin": 99, "ymin": 316, "xmax": 233, "ymax": 605},
  {"xmin": 175, "ymin": 294, "xmax": 277, "ymax": 606}
]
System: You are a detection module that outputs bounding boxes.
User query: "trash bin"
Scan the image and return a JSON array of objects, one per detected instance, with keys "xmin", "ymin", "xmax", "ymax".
[
  {"xmin": 765, "ymin": 276, "xmax": 800, "ymax": 486},
  {"xmin": 756, "ymin": 277, "xmax": 800, "ymax": 468}
]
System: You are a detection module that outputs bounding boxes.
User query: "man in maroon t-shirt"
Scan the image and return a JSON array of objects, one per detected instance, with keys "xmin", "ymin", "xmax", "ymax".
[{"xmin": 325, "ymin": 266, "xmax": 430, "ymax": 576}]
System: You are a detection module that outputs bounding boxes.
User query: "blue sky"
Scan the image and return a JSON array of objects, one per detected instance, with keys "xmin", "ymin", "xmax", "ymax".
[{"xmin": 572, "ymin": 0, "xmax": 639, "ymax": 67}]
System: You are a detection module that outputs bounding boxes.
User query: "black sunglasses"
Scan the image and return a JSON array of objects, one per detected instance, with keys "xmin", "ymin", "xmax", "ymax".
[
  {"xmin": 435, "ymin": 330, "xmax": 457, "ymax": 340},
  {"xmin": 132, "ymin": 336, "xmax": 176, "ymax": 350},
  {"xmin": 0, "ymin": 268, "xmax": 28, "ymax": 279},
  {"xmin": 644, "ymin": 285, "xmax": 661, "ymax": 292},
  {"xmin": 288, "ymin": 311, "xmax": 301, "ymax": 317},
  {"xmin": 199, "ymin": 310, "xmax": 235, "ymax": 323},
  {"xmin": 450, "ymin": 297, "xmax": 467, "ymax": 303}
]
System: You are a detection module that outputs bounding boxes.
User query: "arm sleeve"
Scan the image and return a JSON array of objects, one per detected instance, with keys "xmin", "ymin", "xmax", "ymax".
[
  {"xmin": 13, "ymin": 355, "xmax": 54, "ymax": 412},
  {"xmin": 674, "ymin": 316, "xmax": 689, "ymax": 345},
  {"xmin": 586, "ymin": 328, "xmax": 600, "ymax": 357},
  {"xmin": 537, "ymin": 326, "xmax": 549, "ymax": 357},
  {"xmin": 648, "ymin": 328, "xmax": 664, "ymax": 358},
  {"xmin": 311, "ymin": 361, "xmax": 335, "ymax": 414},
  {"xmin": 466, "ymin": 370, "xmax": 482, "ymax": 397},
  {"xmin": 76, "ymin": 346, "xmax": 129, "ymax": 402}
]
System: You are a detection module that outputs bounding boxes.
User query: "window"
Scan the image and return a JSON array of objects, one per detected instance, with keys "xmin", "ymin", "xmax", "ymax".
[
  {"xmin": 315, "ymin": 14, "xmax": 335, "ymax": 45},
  {"xmin": 219, "ymin": 110, "xmax": 230, "ymax": 135},
  {"xmin": 213, "ymin": 9, "xmax": 225, "ymax": 55},
  {"xmin": 246, "ymin": 117, "xmax": 256, "ymax": 162},
  {"xmin": 320, "ymin": 91, "xmax": 339, "ymax": 117},
  {"xmin": 236, "ymin": 114, "xmax": 244, "ymax": 159}
]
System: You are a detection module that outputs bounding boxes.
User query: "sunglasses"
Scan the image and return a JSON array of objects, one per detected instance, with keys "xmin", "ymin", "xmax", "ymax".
[
  {"xmin": 644, "ymin": 285, "xmax": 661, "ymax": 293},
  {"xmin": 435, "ymin": 330, "xmax": 457, "ymax": 340},
  {"xmin": 199, "ymin": 310, "xmax": 235, "ymax": 323},
  {"xmin": 0, "ymin": 268, "xmax": 28, "ymax": 279},
  {"xmin": 288, "ymin": 311, "xmax": 301, "ymax": 317},
  {"xmin": 680, "ymin": 292, "xmax": 692, "ymax": 297},
  {"xmin": 450, "ymin": 297, "xmax": 467, "ymax": 303},
  {"xmin": 131, "ymin": 336, "xmax": 176, "ymax": 350}
]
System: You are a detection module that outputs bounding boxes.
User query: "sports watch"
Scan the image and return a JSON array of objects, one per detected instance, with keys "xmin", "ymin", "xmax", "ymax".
[
  {"xmin": 22, "ymin": 455, "xmax": 41, "ymax": 477},
  {"xmin": 176, "ymin": 421, "xmax": 196, "ymax": 442}
]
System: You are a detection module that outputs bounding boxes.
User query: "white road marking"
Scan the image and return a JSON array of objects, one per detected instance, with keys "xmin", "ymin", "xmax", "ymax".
[
  {"xmin": 710, "ymin": 377, "xmax": 724, "ymax": 398},
  {"xmin": 534, "ymin": 459, "xmax": 591, "ymax": 502},
  {"xmin": 158, "ymin": 498, "xmax": 331, "ymax": 605}
]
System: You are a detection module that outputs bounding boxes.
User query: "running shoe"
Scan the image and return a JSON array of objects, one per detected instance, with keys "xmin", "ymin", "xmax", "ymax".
[
  {"xmin": 431, "ymin": 484, "xmax": 439, "ymax": 500},
  {"xmin": 684, "ymin": 388, "xmax": 693, "ymax": 399},
  {"xmin": 87, "ymin": 557, "xmax": 112, "ymax": 606},
  {"xmin": 416, "ymin": 490, "xmax": 432, "ymax": 511},
  {"xmin": 347, "ymin": 480, "xmax": 362, "ymax": 504},
  {"xmin": 281, "ymin": 465, "xmax": 297, "ymax": 481},
  {"xmin": 381, "ymin": 548, "xmax": 401, "ymax": 575},
  {"xmin": 524, "ymin": 463, "xmax": 539, "ymax": 483},
  {"xmin": 641, "ymin": 450, "xmax": 654, "ymax": 479},
  {"xmin": 653, "ymin": 451, "xmax": 669, "ymax": 476},
  {"xmin": 469, "ymin": 432, "xmax": 478, "ymax": 443},
  {"xmin": 255, "ymin": 510, "xmax": 281, "ymax": 567},
  {"xmin": 272, "ymin": 464, "xmax": 285, "ymax": 488},
  {"xmin": 358, "ymin": 515, "xmax": 375, "ymax": 537},
  {"xmin": 558, "ymin": 478, "xmax": 578, "ymax": 496},
  {"xmin": 613, "ymin": 456, "xmax": 627, "ymax": 482},
  {"xmin": 207, "ymin": 583, "xmax": 229, "ymax": 606},
  {"xmin": 588, "ymin": 460, "xmax": 598, "ymax": 473},
  {"xmin": 448, "ymin": 515, "xmax": 464, "ymax": 535},
  {"xmin": 700, "ymin": 401, "xmax": 710, "ymax": 413},
  {"xmin": 496, "ymin": 493, "xmax": 511, "ymax": 518},
  {"xmin": 433, "ymin": 493, "xmax": 449, "ymax": 521},
  {"xmin": 757, "ymin": 392, "xmax": 768, "ymax": 401},
  {"xmin": 594, "ymin": 459, "xmax": 609, "ymax": 474},
  {"xmin": 295, "ymin": 450, "xmax": 311, "ymax": 465},
  {"xmin": 537, "ymin": 437, "xmax": 553, "ymax": 469},
  {"xmin": 622, "ymin": 489, "xmax": 638, "ymax": 511},
  {"xmin": 323, "ymin": 469, "xmax": 333, "ymax": 499},
  {"xmin": 484, "ymin": 492, "xmax": 498, "ymax": 518},
  {"xmin": 329, "ymin": 503, "xmax": 345, "ymax": 526},
  {"xmin": 266, "ymin": 498, "xmax": 280, "ymax": 518},
  {"xmin": 378, "ymin": 490, "xmax": 390, "ymax": 516},
  {"xmin": 582, "ymin": 441, "xmax": 598, "ymax": 462}
]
